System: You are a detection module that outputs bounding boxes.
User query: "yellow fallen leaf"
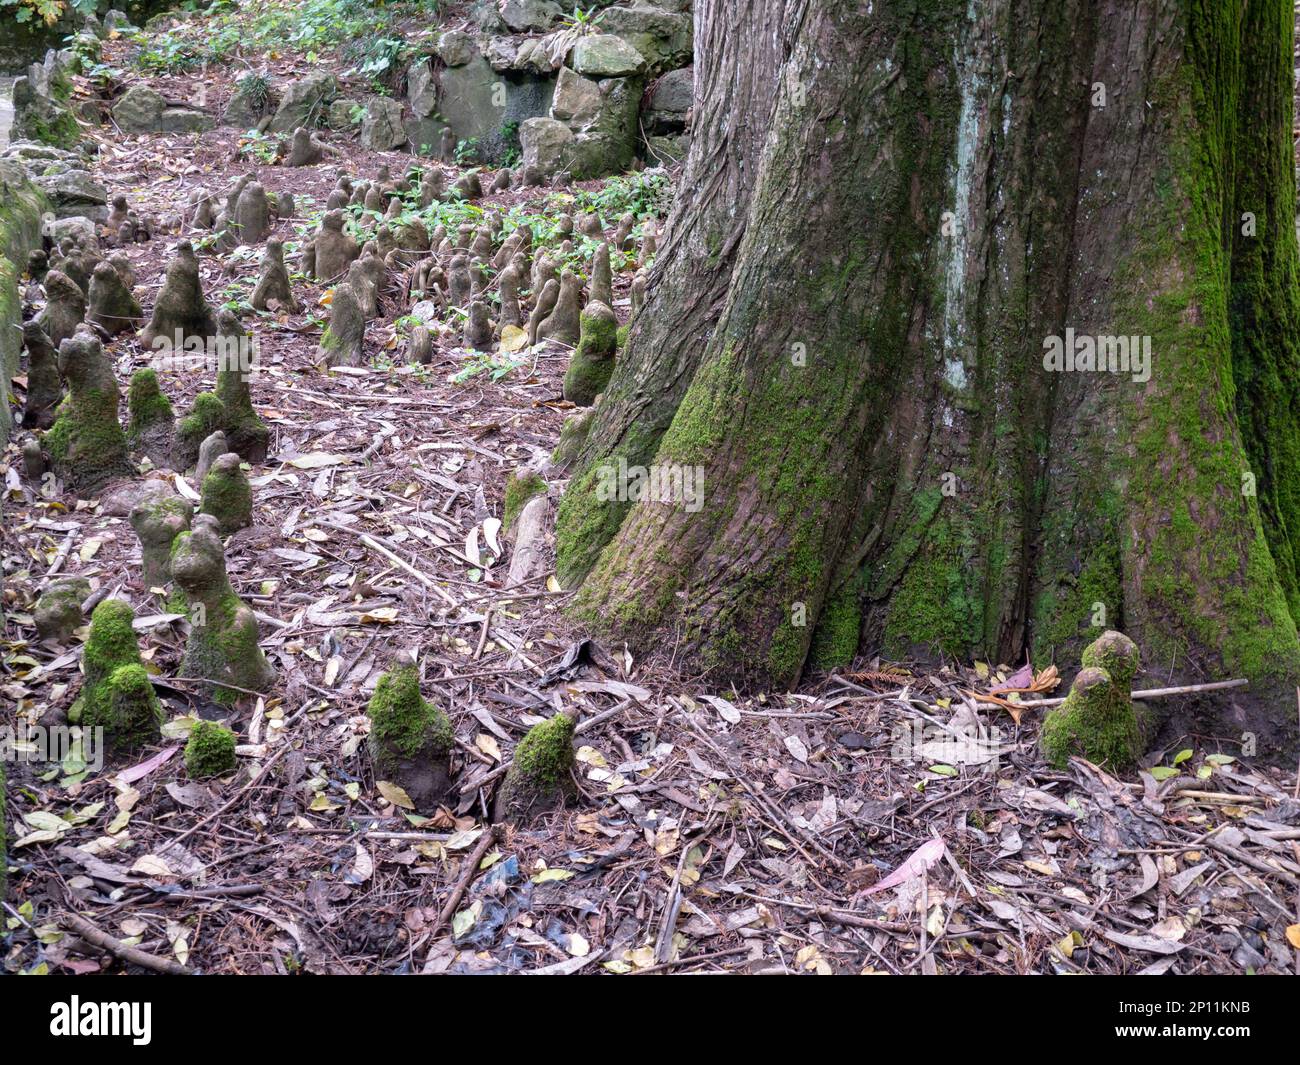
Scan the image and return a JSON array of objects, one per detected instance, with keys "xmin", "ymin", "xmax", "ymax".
[
  {"xmin": 500, "ymin": 324, "xmax": 528, "ymax": 352},
  {"xmin": 531, "ymin": 868, "xmax": 574, "ymax": 884},
  {"xmin": 1286, "ymin": 924, "xmax": 1300, "ymax": 949},
  {"xmin": 475, "ymin": 734, "xmax": 502, "ymax": 762},
  {"xmin": 130, "ymin": 855, "xmax": 173, "ymax": 877},
  {"xmin": 287, "ymin": 452, "xmax": 351, "ymax": 469},
  {"xmin": 377, "ymin": 781, "xmax": 414, "ymax": 809}
]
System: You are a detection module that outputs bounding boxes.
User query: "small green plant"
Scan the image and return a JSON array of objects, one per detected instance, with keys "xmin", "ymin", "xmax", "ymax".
[
  {"xmin": 453, "ymin": 352, "xmax": 524, "ymax": 384},
  {"xmin": 2, "ymin": 0, "xmax": 94, "ymax": 27},
  {"xmin": 59, "ymin": 27, "xmax": 102, "ymax": 73},
  {"xmin": 347, "ymin": 34, "xmax": 410, "ymax": 86},
  {"xmin": 454, "ymin": 137, "xmax": 481, "ymax": 166},
  {"xmin": 133, "ymin": 32, "xmax": 218, "ymax": 74},
  {"xmin": 235, "ymin": 71, "xmax": 273, "ymax": 112},
  {"xmin": 577, "ymin": 171, "xmax": 674, "ymax": 224},
  {"xmin": 237, "ymin": 130, "xmax": 280, "ymax": 164},
  {"xmin": 499, "ymin": 120, "xmax": 521, "ymax": 168},
  {"xmin": 560, "ymin": 6, "xmax": 605, "ymax": 30}
]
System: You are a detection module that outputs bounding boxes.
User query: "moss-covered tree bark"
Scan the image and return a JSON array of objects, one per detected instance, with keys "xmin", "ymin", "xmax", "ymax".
[
  {"xmin": 558, "ymin": 0, "xmax": 1300, "ymax": 749},
  {"xmin": 555, "ymin": 0, "xmax": 797, "ymax": 580}
]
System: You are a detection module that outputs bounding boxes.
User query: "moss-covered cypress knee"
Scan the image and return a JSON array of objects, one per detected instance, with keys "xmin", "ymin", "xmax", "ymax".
[
  {"xmin": 503, "ymin": 470, "xmax": 546, "ymax": 531},
  {"xmin": 127, "ymin": 368, "xmax": 174, "ymax": 443},
  {"xmin": 493, "ymin": 712, "xmax": 577, "ymax": 823},
  {"xmin": 139, "ymin": 241, "xmax": 217, "ymax": 351},
  {"xmin": 21, "ymin": 322, "xmax": 62, "ymax": 430},
  {"xmin": 73, "ymin": 598, "xmax": 143, "ymax": 731},
  {"xmin": 126, "ymin": 368, "xmax": 176, "ymax": 467},
  {"xmin": 213, "ymin": 309, "xmax": 270, "ymax": 463},
  {"xmin": 43, "ymin": 329, "xmax": 135, "ymax": 495},
  {"xmin": 366, "ymin": 663, "xmax": 454, "ymax": 810},
  {"xmin": 185, "ymin": 720, "xmax": 237, "ymax": 778},
  {"xmin": 317, "ymin": 281, "xmax": 366, "ymax": 367},
  {"xmin": 174, "ymin": 391, "xmax": 227, "ymax": 472},
  {"xmin": 87, "ymin": 663, "xmax": 164, "ymax": 755},
  {"xmin": 171, "ymin": 514, "xmax": 275, "ymax": 705},
  {"xmin": 550, "ymin": 408, "xmax": 593, "ymax": 473},
  {"xmin": 562, "ymin": 300, "xmax": 618, "ymax": 406},
  {"xmin": 129, "ymin": 487, "xmax": 193, "ymax": 590},
  {"xmin": 1041, "ymin": 630, "xmax": 1142, "ymax": 770},
  {"xmin": 34, "ymin": 576, "xmax": 91, "ymax": 642},
  {"xmin": 199, "ymin": 453, "xmax": 253, "ymax": 535},
  {"xmin": 87, "ymin": 260, "xmax": 143, "ymax": 337}
]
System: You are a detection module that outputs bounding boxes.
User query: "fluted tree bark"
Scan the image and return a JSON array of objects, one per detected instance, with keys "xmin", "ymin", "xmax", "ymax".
[{"xmin": 558, "ymin": 0, "xmax": 1300, "ymax": 750}]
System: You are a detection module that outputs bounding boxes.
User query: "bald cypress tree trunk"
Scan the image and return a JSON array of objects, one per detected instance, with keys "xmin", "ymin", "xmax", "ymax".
[
  {"xmin": 558, "ymin": 0, "xmax": 1300, "ymax": 748},
  {"xmin": 556, "ymin": 0, "xmax": 796, "ymax": 580}
]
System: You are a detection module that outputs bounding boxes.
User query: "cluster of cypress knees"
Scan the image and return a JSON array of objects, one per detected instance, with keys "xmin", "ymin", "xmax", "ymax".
[{"xmin": 14, "ymin": 155, "xmax": 659, "ymax": 840}]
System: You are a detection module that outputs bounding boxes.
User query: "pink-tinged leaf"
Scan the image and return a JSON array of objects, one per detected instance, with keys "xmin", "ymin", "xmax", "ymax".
[
  {"xmin": 861, "ymin": 838, "xmax": 946, "ymax": 896},
  {"xmin": 994, "ymin": 662, "xmax": 1034, "ymax": 692},
  {"xmin": 117, "ymin": 745, "xmax": 182, "ymax": 784}
]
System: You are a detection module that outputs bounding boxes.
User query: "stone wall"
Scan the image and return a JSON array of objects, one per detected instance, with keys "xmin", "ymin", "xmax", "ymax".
[
  {"xmin": 0, "ymin": 157, "xmax": 48, "ymax": 435},
  {"xmin": 425, "ymin": 2, "xmax": 695, "ymax": 175},
  {"xmin": 243, "ymin": 1, "xmax": 695, "ymax": 178}
]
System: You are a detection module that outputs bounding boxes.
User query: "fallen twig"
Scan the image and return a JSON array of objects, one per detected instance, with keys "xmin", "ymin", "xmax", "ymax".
[
  {"xmin": 60, "ymin": 908, "xmax": 193, "ymax": 975},
  {"xmin": 428, "ymin": 824, "xmax": 498, "ymax": 946}
]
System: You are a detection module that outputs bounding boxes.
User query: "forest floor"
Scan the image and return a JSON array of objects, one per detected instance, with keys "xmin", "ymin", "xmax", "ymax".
[{"xmin": 3, "ymin": 7, "xmax": 1300, "ymax": 976}]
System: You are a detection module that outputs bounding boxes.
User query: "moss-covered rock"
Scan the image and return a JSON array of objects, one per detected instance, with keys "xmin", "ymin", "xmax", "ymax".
[
  {"xmin": 503, "ymin": 470, "xmax": 546, "ymax": 531},
  {"xmin": 367, "ymin": 663, "xmax": 454, "ymax": 810},
  {"xmin": 563, "ymin": 300, "xmax": 618, "ymax": 406},
  {"xmin": 493, "ymin": 711, "xmax": 577, "ymax": 823},
  {"xmin": 33, "ymin": 576, "xmax": 91, "ymax": 642},
  {"xmin": 185, "ymin": 720, "xmax": 237, "ymax": 778},
  {"xmin": 11, "ymin": 72, "xmax": 80, "ymax": 149},
  {"xmin": 199, "ymin": 453, "xmax": 253, "ymax": 535},
  {"xmin": 0, "ymin": 158, "xmax": 49, "ymax": 437},
  {"xmin": 170, "ymin": 514, "xmax": 275, "ymax": 705},
  {"xmin": 1041, "ymin": 630, "xmax": 1143, "ymax": 770}
]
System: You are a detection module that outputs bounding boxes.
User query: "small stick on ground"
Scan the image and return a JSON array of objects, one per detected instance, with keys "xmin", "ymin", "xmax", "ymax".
[
  {"xmin": 997, "ymin": 677, "xmax": 1250, "ymax": 710},
  {"xmin": 314, "ymin": 519, "xmax": 458, "ymax": 606},
  {"xmin": 428, "ymin": 824, "xmax": 498, "ymax": 947},
  {"xmin": 60, "ymin": 908, "xmax": 193, "ymax": 975}
]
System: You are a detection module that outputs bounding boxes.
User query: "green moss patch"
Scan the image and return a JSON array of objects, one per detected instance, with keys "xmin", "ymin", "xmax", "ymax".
[{"xmin": 185, "ymin": 720, "xmax": 237, "ymax": 778}]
